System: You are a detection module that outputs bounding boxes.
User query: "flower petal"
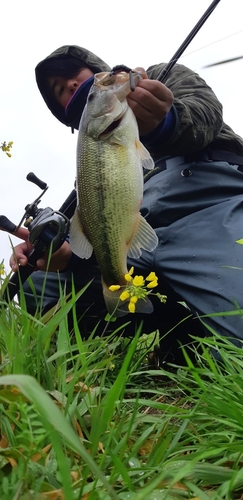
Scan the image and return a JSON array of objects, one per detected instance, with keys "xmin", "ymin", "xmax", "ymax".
[
  {"xmin": 120, "ymin": 290, "xmax": 130, "ymax": 301},
  {"xmin": 133, "ymin": 275, "xmax": 144, "ymax": 287},
  {"xmin": 128, "ymin": 302, "xmax": 136, "ymax": 313},
  {"xmin": 130, "ymin": 296, "xmax": 138, "ymax": 304},
  {"xmin": 109, "ymin": 285, "xmax": 121, "ymax": 291},
  {"xmin": 146, "ymin": 272, "xmax": 158, "ymax": 281},
  {"xmin": 147, "ymin": 280, "xmax": 158, "ymax": 289}
]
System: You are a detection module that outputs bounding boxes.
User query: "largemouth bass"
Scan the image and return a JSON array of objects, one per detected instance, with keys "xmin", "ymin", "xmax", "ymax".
[{"xmin": 69, "ymin": 70, "xmax": 158, "ymax": 317}]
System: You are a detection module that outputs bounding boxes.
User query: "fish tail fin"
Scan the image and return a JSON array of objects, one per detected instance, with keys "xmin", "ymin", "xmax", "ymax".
[
  {"xmin": 102, "ymin": 281, "xmax": 154, "ymax": 319},
  {"xmin": 102, "ymin": 282, "xmax": 128, "ymax": 318}
]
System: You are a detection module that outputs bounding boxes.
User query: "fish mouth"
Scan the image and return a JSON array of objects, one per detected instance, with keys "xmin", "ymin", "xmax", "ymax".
[{"xmin": 98, "ymin": 117, "xmax": 123, "ymax": 139}]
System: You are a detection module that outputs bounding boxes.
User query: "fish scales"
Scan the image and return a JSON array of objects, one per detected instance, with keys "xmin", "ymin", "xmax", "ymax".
[
  {"xmin": 70, "ymin": 70, "xmax": 158, "ymax": 317},
  {"xmin": 77, "ymin": 130, "xmax": 143, "ymax": 285}
]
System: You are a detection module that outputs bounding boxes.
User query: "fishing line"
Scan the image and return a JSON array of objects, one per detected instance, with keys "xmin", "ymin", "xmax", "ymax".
[
  {"xmin": 145, "ymin": 28, "xmax": 243, "ymax": 78},
  {"xmin": 178, "ymin": 29, "xmax": 243, "ymax": 60},
  {"xmin": 157, "ymin": 0, "xmax": 221, "ymax": 81}
]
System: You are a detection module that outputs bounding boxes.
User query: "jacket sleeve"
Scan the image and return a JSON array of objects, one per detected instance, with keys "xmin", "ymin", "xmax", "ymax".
[{"xmin": 145, "ymin": 62, "xmax": 223, "ymax": 157}]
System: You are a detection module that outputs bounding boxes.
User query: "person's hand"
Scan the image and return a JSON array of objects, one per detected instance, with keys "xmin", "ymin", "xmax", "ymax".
[
  {"xmin": 10, "ymin": 241, "xmax": 73, "ymax": 273},
  {"xmin": 10, "ymin": 240, "xmax": 33, "ymax": 271},
  {"xmin": 14, "ymin": 226, "xmax": 29, "ymax": 241},
  {"xmin": 127, "ymin": 67, "xmax": 174, "ymax": 136}
]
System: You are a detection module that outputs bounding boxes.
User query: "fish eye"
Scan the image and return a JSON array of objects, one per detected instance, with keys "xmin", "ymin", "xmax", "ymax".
[{"xmin": 88, "ymin": 93, "xmax": 95, "ymax": 101}]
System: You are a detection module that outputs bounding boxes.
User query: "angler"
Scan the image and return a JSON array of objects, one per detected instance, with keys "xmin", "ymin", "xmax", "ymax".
[{"xmin": 9, "ymin": 43, "xmax": 243, "ymax": 364}]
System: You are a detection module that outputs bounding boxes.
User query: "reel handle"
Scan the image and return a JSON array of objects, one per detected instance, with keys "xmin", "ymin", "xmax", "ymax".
[
  {"xmin": 0, "ymin": 215, "xmax": 16, "ymax": 234},
  {"xmin": 26, "ymin": 172, "xmax": 48, "ymax": 190}
]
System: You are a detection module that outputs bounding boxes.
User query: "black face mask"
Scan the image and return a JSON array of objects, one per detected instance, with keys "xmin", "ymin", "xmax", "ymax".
[{"xmin": 65, "ymin": 76, "xmax": 94, "ymax": 130}]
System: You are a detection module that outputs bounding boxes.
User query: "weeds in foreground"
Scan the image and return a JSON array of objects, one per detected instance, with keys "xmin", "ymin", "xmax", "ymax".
[{"xmin": 0, "ymin": 279, "xmax": 243, "ymax": 499}]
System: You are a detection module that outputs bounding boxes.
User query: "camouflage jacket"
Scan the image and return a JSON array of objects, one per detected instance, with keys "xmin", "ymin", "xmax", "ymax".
[
  {"xmin": 36, "ymin": 45, "xmax": 243, "ymax": 159},
  {"xmin": 147, "ymin": 62, "xmax": 243, "ymax": 158}
]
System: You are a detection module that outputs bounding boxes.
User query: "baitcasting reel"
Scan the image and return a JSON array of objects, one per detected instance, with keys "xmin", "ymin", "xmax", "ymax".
[{"xmin": 0, "ymin": 172, "xmax": 77, "ymax": 301}]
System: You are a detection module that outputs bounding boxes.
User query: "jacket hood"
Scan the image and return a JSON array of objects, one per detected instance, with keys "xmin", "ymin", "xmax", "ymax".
[{"xmin": 35, "ymin": 45, "xmax": 111, "ymax": 128}]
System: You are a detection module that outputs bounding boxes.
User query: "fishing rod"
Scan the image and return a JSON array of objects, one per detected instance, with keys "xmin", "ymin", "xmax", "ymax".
[
  {"xmin": 66, "ymin": 0, "xmax": 222, "ymax": 129},
  {"xmin": 158, "ymin": 0, "xmax": 222, "ymax": 82}
]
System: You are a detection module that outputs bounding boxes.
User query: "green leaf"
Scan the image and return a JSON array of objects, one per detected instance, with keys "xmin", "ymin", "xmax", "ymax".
[
  {"xmin": 0, "ymin": 374, "xmax": 119, "ymax": 499},
  {"xmin": 105, "ymin": 312, "xmax": 117, "ymax": 322}
]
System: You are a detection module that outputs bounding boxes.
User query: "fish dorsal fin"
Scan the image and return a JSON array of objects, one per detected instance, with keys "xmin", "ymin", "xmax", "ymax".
[
  {"xmin": 69, "ymin": 209, "xmax": 93, "ymax": 259},
  {"xmin": 127, "ymin": 214, "xmax": 158, "ymax": 258},
  {"xmin": 135, "ymin": 139, "xmax": 154, "ymax": 170}
]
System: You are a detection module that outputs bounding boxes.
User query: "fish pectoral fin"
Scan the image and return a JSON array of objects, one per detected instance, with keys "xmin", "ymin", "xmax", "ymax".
[
  {"xmin": 135, "ymin": 139, "xmax": 154, "ymax": 170},
  {"xmin": 69, "ymin": 209, "xmax": 93, "ymax": 259},
  {"xmin": 127, "ymin": 214, "xmax": 158, "ymax": 258}
]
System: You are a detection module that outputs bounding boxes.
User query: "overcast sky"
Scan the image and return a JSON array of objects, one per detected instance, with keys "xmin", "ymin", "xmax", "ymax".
[{"xmin": 0, "ymin": 0, "xmax": 242, "ymax": 272}]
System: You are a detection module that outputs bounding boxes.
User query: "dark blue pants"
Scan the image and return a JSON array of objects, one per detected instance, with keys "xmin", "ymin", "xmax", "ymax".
[{"xmin": 22, "ymin": 158, "xmax": 243, "ymax": 359}]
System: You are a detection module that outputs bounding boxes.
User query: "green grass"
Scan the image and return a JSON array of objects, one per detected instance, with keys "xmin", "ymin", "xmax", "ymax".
[{"xmin": 1, "ymin": 275, "xmax": 243, "ymax": 499}]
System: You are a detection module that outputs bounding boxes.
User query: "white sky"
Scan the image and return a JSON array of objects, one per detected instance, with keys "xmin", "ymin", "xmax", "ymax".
[{"xmin": 0, "ymin": 0, "xmax": 242, "ymax": 271}]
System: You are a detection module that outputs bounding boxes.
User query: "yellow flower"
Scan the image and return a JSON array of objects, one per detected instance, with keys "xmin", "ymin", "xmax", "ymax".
[
  {"xmin": 106, "ymin": 268, "xmax": 166, "ymax": 317},
  {"xmin": 146, "ymin": 271, "xmax": 158, "ymax": 282},
  {"xmin": 109, "ymin": 285, "xmax": 121, "ymax": 291},
  {"xmin": 147, "ymin": 280, "xmax": 158, "ymax": 289},
  {"xmin": 128, "ymin": 296, "xmax": 138, "ymax": 313},
  {"xmin": 124, "ymin": 266, "xmax": 135, "ymax": 282},
  {"xmin": 133, "ymin": 275, "xmax": 144, "ymax": 287},
  {"xmin": 128, "ymin": 301, "xmax": 136, "ymax": 313},
  {"xmin": 130, "ymin": 296, "xmax": 138, "ymax": 304},
  {"xmin": 120, "ymin": 290, "xmax": 130, "ymax": 301},
  {"xmin": 1, "ymin": 141, "xmax": 13, "ymax": 157}
]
